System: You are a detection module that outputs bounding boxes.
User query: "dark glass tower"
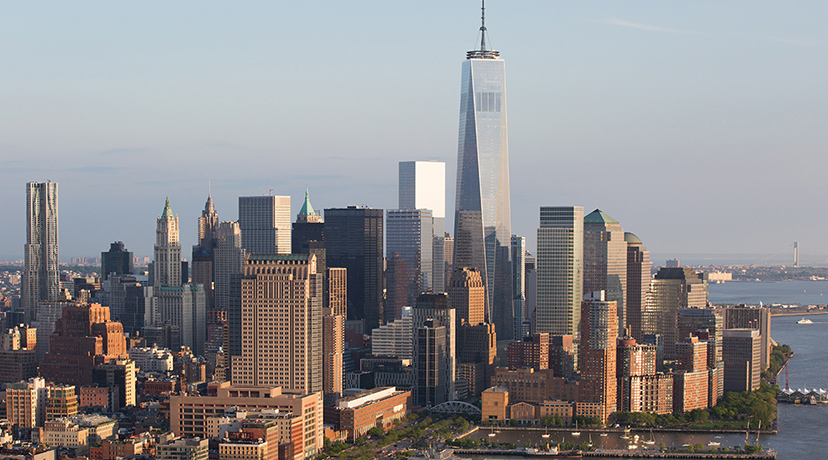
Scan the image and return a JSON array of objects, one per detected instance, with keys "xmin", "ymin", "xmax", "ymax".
[
  {"xmin": 454, "ymin": 4, "xmax": 513, "ymax": 339},
  {"xmin": 101, "ymin": 241, "xmax": 134, "ymax": 279},
  {"xmin": 324, "ymin": 207, "xmax": 384, "ymax": 330}
]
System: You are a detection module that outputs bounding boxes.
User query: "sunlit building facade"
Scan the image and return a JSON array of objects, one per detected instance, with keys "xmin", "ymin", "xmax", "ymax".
[{"xmin": 454, "ymin": 24, "xmax": 513, "ymax": 340}]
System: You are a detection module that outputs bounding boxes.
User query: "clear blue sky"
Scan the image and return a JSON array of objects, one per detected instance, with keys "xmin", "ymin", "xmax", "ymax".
[{"xmin": 2, "ymin": 1, "xmax": 827, "ymax": 265}]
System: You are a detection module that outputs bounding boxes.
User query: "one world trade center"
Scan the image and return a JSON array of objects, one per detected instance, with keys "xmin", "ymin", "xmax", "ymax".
[{"xmin": 454, "ymin": 2, "xmax": 514, "ymax": 340}]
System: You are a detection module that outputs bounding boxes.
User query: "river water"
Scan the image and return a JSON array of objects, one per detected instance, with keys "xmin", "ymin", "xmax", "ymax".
[{"xmin": 461, "ymin": 282, "xmax": 826, "ymax": 459}]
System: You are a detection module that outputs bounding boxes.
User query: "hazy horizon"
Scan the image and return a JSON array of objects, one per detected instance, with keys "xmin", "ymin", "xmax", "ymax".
[{"xmin": 2, "ymin": 2, "xmax": 827, "ymax": 263}]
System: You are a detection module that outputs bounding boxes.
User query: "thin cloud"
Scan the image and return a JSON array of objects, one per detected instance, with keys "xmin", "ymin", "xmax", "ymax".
[{"xmin": 594, "ymin": 17, "xmax": 695, "ymax": 35}]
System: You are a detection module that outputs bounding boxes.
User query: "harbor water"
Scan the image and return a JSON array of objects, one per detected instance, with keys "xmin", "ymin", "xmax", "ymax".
[{"xmin": 460, "ymin": 281, "xmax": 827, "ymax": 459}]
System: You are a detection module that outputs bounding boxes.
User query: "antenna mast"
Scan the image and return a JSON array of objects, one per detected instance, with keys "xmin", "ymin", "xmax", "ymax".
[{"xmin": 480, "ymin": 0, "xmax": 487, "ymax": 51}]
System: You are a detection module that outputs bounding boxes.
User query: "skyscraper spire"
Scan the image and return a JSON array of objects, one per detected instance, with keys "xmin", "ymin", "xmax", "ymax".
[
  {"xmin": 467, "ymin": 0, "xmax": 499, "ymax": 59},
  {"xmin": 480, "ymin": 0, "xmax": 487, "ymax": 51}
]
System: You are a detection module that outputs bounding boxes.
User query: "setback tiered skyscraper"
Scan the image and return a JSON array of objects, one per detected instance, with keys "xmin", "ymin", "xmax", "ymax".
[
  {"xmin": 453, "ymin": 6, "xmax": 513, "ymax": 340},
  {"xmin": 154, "ymin": 198, "xmax": 181, "ymax": 288},
  {"xmin": 23, "ymin": 182, "xmax": 59, "ymax": 321},
  {"xmin": 231, "ymin": 254, "xmax": 322, "ymax": 394},
  {"xmin": 536, "ymin": 206, "xmax": 584, "ymax": 337}
]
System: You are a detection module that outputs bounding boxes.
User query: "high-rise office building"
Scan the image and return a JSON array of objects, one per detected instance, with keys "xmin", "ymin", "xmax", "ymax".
[
  {"xmin": 511, "ymin": 235, "xmax": 526, "ymax": 340},
  {"xmin": 579, "ymin": 291, "xmax": 618, "ymax": 423},
  {"xmin": 231, "ymin": 254, "xmax": 322, "ymax": 394},
  {"xmin": 624, "ymin": 233, "xmax": 650, "ymax": 342},
  {"xmin": 447, "ymin": 267, "xmax": 486, "ymax": 327},
  {"xmin": 213, "ymin": 221, "xmax": 245, "ymax": 312},
  {"xmin": 292, "ymin": 189, "xmax": 324, "ymax": 253},
  {"xmin": 101, "ymin": 242, "xmax": 133, "ymax": 279},
  {"xmin": 453, "ymin": 7, "xmax": 513, "ymax": 340},
  {"xmin": 238, "ymin": 195, "xmax": 291, "ymax": 255},
  {"xmin": 723, "ymin": 305, "xmax": 771, "ymax": 370},
  {"xmin": 322, "ymin": 314, "xmax": 343, "ymax": 401},
  {"xmin": 722, "ymin": 329, "xmax": 761, "ymax": 392},
  {"xmin": 583, "ymin": 210, "xmax": 627, "ymax": 334},
  {"xmin": 678, "ymin": 307, "xmax": 724, "ymax": 400},
  {"xmin": 414, "ymin": 319, "xmax": 449, "ymax": 407},
  {"xmin": 40, "ymin": 304, "xmax": 127, "ymax": 386},
  {"xmin": 386, "ymin": 209, "xmax": 433, "ymax": 323},
  {"xmin": 643, "ymin": 267, "xmax": 708, "ymax": 360},
  {"xmin": 399, "ymin": 161, "xmax": 447, "ymax": 292},
  {"xmin": 325, "ymin": 207, "xmax": 384, "ymax": 330},
  {"xmin": 192, "ymin": 195, "xmax": 219, "ymax": 312},
  {"xmin": 399, "ymin": 161, "xmax": 446, "ymax": 235},
  {"xmin": 154, "ymin": 198, "xmax": 182, "ymax": 288},
  {"xmin": 108, "ymin": 275, "xmax": 154, "ymax": 336},
  {"xmin": 150, "ymin": 198, "xmax": 206, "ymax": 355},
  {"xmin": 197, "ymin": 194, "xmax": 219, "ymax": 250},
  {"xmin": 411, "ymin": 293, "xmax": 455, "ymax": 401},
  {"xmin": 536, "ymin": 206, "xmax": 584, "ymax": 337},
  {"xmin": 23, "ymin": 182, "xmax": 59, "ymax": 321}
]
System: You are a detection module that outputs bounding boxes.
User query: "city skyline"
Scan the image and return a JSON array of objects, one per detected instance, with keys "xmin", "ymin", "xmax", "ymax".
[{"xmin": 2, "ymin": 2, "xmax": 827, "ymax": 264}]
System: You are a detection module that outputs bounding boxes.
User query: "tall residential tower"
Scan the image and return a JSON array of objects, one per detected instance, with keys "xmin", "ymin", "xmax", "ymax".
[
  {"xmin": 453, "ymin": 5, "xmax": 513, "ymax": 340},
  {"xmin": 23, "ymin": 182, "xmax": 59, "ymax": 321}
]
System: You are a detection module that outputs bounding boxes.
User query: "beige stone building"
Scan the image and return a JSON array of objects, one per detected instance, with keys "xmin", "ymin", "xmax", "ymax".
[
  {"xmin": 170, "ymin": 382, "xmax": 322, "ymax": 459},
  {"xmin": 5, "ymin": 377, "xmax": 49, "ymax": 428},
  {"xmin": 231, "ymin": 254, "xmax": 322, "ymax": 394},
  {"xmin": 481, "ymin": 386, "xmax": 509, "ymax": 422}
]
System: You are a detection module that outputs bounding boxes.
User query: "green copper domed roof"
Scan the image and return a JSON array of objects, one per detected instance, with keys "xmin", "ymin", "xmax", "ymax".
[
  {"xmin": 584, "ymin": 208, "xmax": 619, "ymax": 225},
  {"xmin": 624, "ymin": 232, "xmax": 642, "ymax": 244}
]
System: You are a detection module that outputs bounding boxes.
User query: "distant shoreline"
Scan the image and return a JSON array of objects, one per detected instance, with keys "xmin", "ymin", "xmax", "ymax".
[{"xmin": 770, "ymin": 311, "xmax": 828, "ymax": 317}]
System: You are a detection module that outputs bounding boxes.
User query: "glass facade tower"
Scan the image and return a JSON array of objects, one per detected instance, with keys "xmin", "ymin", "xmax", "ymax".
[
  {"xmin": 454, "ymin": 18, "xmax": 514, "ymax": 340},
  {"xmin": 536, "ymin": 206, "xmax": 584, "ymax": 338}
]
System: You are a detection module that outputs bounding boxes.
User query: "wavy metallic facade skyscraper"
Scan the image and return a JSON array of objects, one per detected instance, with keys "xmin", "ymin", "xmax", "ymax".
[{"xmin": 453, "ymin": 4, "xmax": 514, "ymax": 340}]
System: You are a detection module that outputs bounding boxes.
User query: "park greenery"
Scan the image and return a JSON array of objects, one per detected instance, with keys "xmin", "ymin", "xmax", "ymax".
[
  {"xmin": 316, "ymin": 413, "xmax": 476, "ymax": 460},
  {"xmin": 615, "ymin": 381, "xmax": 778, "ymax": 430},
  {"xmin": 762, "ymin": 343, "xmax": 792, "ymax": 380}
]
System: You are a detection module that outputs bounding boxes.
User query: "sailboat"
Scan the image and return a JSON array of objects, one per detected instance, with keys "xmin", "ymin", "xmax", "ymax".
[
  {"xmin": 588, "ymin": 433, "xmax": 593, "ymax": 447},
  {"xmin": 541, "ymin": 424, "xmax": 550, "ymax": 439},
  {"xmin": 620, "ymin": 427, "xmax": 631, "ymax": 440},
  {"xmin": 571, "ymin": 420, "xmax": 581, "ymax": 436},
  {"xmin": 644, "ymin": 429, "xmax": 656, "ymax": 445},
  {"xmin": 744, "ymin": 421, "xmax": 750, "ymax": 444}
]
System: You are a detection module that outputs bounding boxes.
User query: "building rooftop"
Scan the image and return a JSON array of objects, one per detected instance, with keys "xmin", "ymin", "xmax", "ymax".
[{"xmin": 584, "ymin": 209, "xmax": 619, "ymax": 226}]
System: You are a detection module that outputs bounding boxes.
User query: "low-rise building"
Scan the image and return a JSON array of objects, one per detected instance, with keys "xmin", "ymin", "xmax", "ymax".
[
  {"xmin": 330, "ymin": 387, "xmax": 411, "ymax": 441},
  {"xmin": 490, "ymin": 368, "xmax": 579, "ymax": 403},
  {"xmin": 481, "ymin": 386, "xmax": 508, "ymax": 422},
  {"xmin": 169, "ymin": 382, "xmax": 322, "ymax": 460},
  {"xmin": 157, "ymin": 437, "xmax": 209, "ymax": 460}
]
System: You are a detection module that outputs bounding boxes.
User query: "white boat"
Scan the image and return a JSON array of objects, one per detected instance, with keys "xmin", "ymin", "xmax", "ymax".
[
  {"xmin": 798, "ymin": 317, "xmax": 814, "ymax": 324},
  {"xmin": 644, "ymin": 429, "xmax": 656, "ymax": 445},
  {"xmin": 708, "ymin": 441, "xmax": 721, "ymax": 447},
  {"xmin": 599, "ymin": 433, "xmax": 608, "ymax": 437},
  {"xmin": 571, "ymin": 421, "xmax": 580, "ymax": 436}
]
